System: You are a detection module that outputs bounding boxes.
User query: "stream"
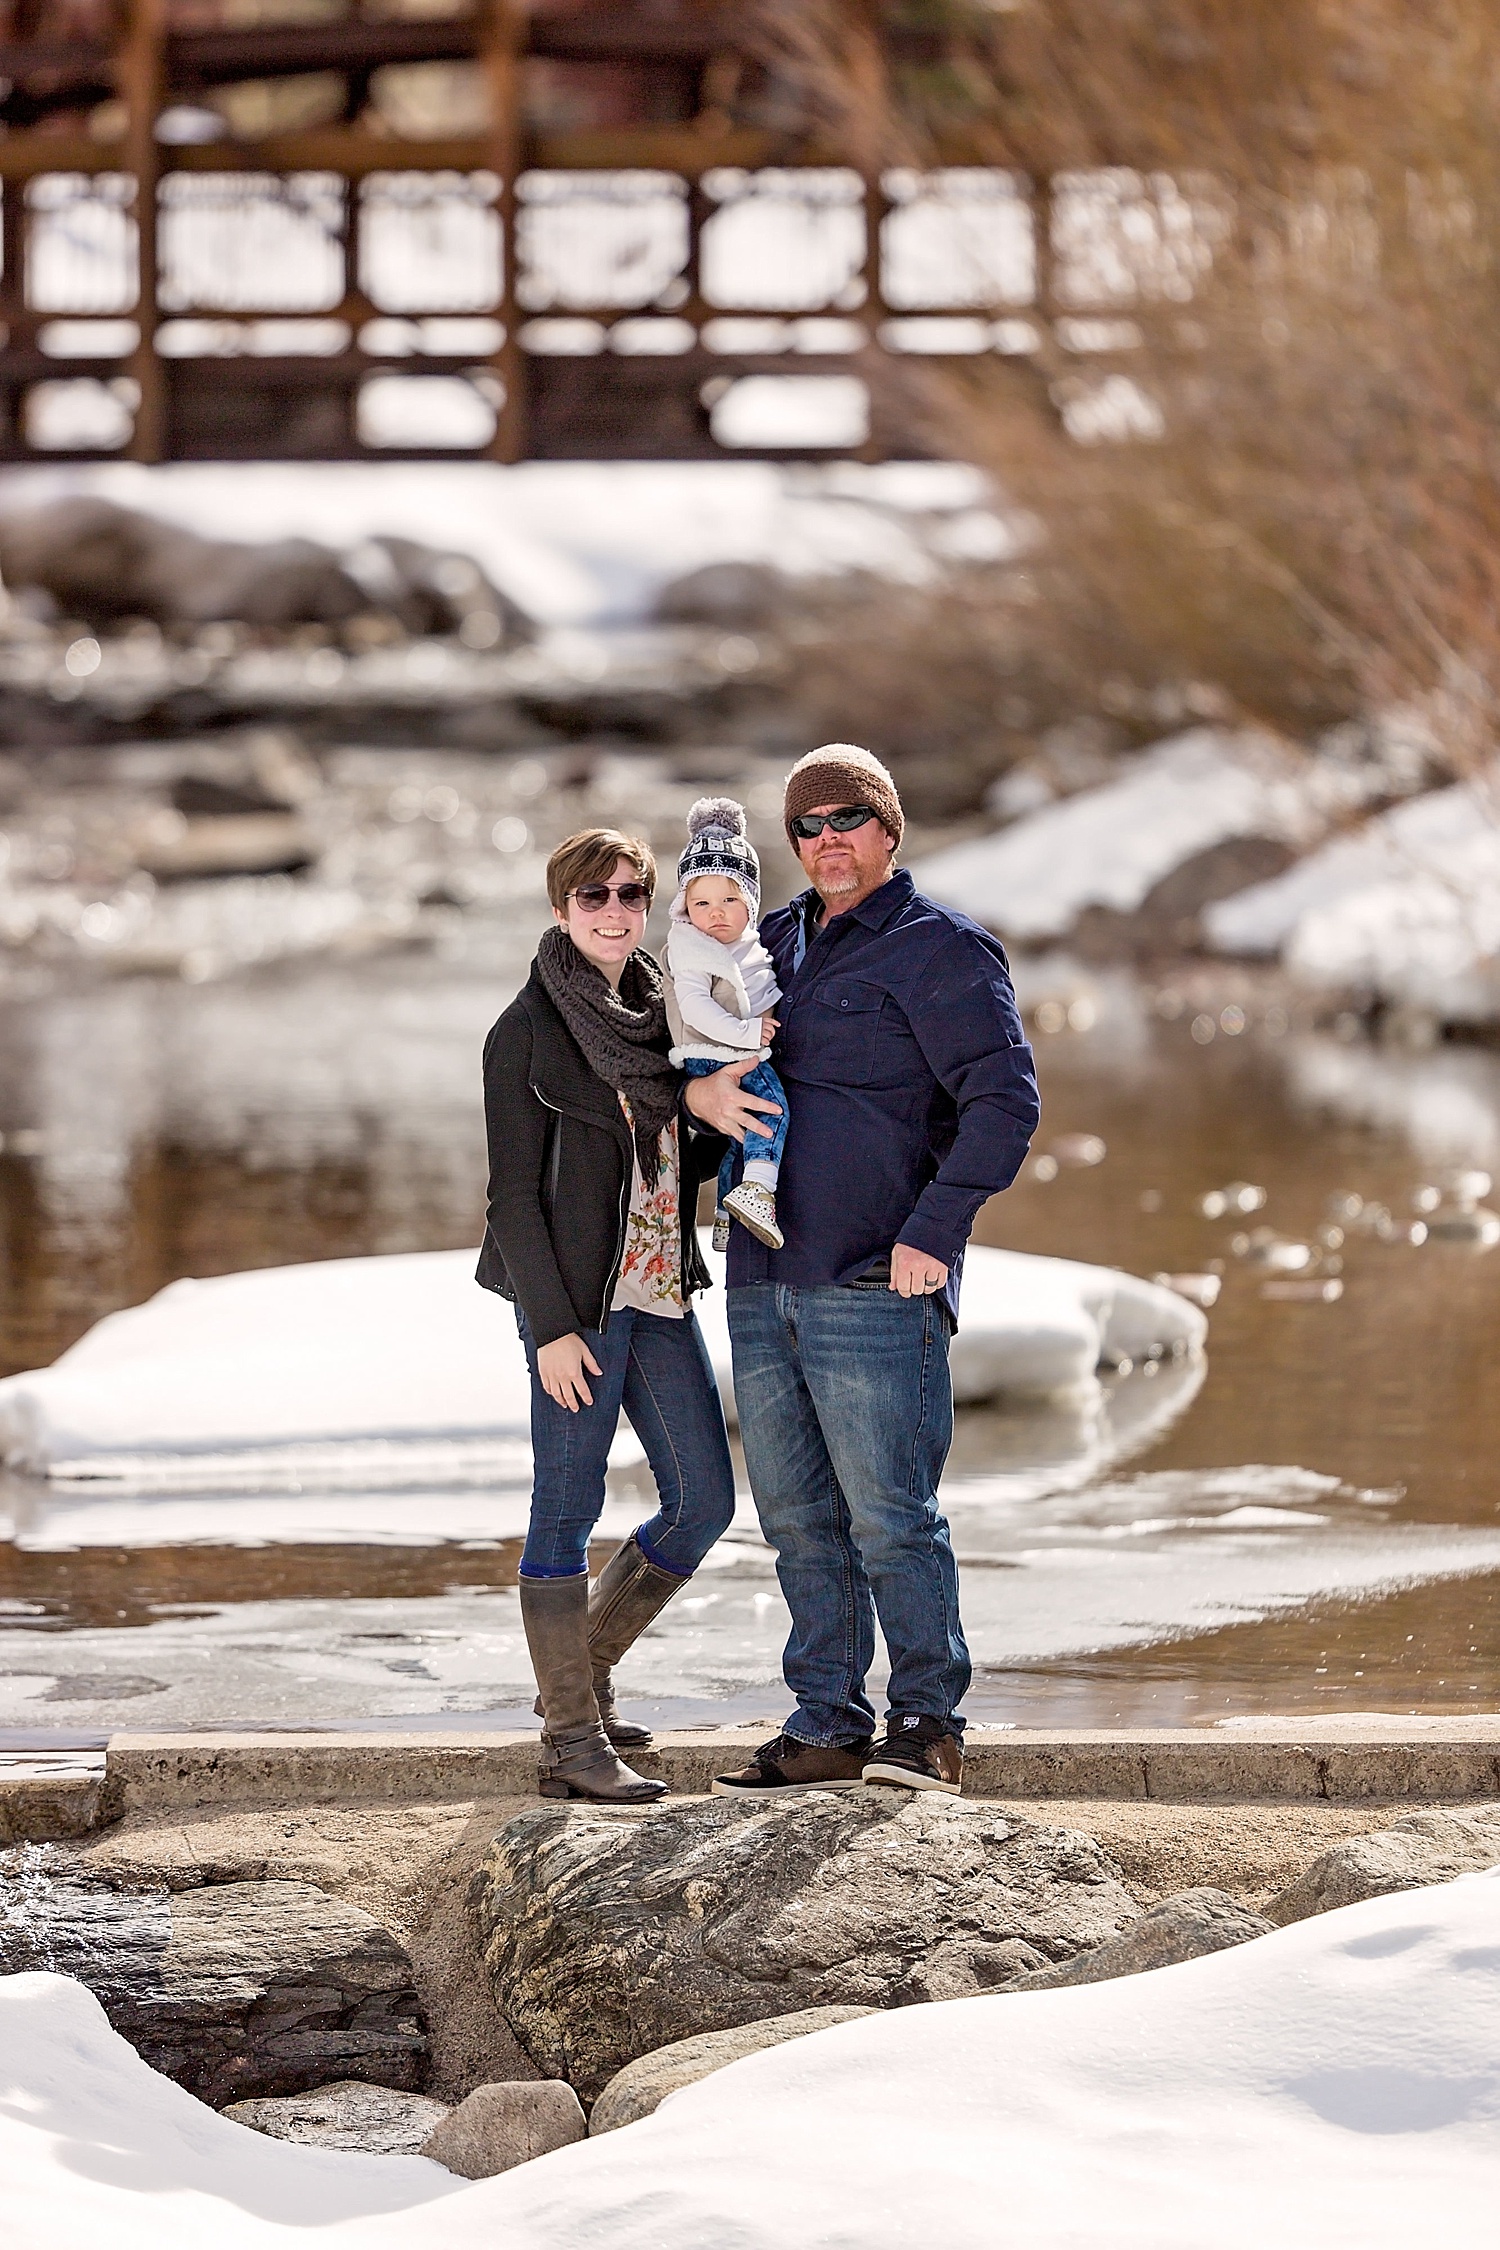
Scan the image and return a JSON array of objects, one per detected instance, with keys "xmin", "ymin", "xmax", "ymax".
[{"xmin": 0, "ymin": 742, "xmax": 1496, "ymax": 1741}]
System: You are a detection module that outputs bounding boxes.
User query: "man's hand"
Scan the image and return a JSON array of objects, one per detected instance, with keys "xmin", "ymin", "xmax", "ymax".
[
  {"xmin": 684, "ymin": 1056, "xmax": 784, "ymax": 1144},
  {"xmin": 891, "ymin": 1243, "xmax": 949, "ymax": 1297},
  {"xmin": 536, "ymin": 1332, "xmax": 602, "ymax": 1412}
]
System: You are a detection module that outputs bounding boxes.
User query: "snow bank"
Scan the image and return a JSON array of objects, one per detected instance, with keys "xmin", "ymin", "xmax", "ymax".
[
  {"xmin": 1, "ymin": 459, "xmax": 1000, "ymax": 628},
  {"xmin": 0, "ymin": 1242, "xmax": 1204, "ymax": 1481},
  {"xmin": 911, "ymin": 728, "xmax": 1347, "ymax": 942},
  {"xmin": 6, "ymin": 1871, "xmax": 1499, "ymax": 2250},
  {"xmin": 1206, "ymin": 776, "xmax": 1500, "ymax": 1022}
]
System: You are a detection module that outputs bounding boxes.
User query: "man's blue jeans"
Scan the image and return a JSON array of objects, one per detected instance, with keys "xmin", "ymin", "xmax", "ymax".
[
  {"xmin": 727, "ymin": 1281, "xmax": 969, "ymax": 1744},
  {"xmin": 517, "ymin": 1306, "xmax": 736, "ymax": 1580}
]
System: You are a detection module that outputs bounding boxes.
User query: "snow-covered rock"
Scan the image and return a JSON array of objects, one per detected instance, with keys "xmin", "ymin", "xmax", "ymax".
[
  {"xmin": 418, "ymin": 2082, "xmax": 587, "ymax": 2180},
  {"xmin": 223, "ymin": 2083, "xmax": 450, "ymax": 2155},
  {"xmin": 1010, "ymin": 1889, "xmax": 1274, "ymax": 1989},
  {"xmin": 1206, "ymin": 775, "xmax": 1500, "ymax": 1022},
  {"xmin": 1267, "ymin": 1809, "xmax": 1500, "ymax": 1926},
  {"xmin": 5, "ymin": 1870, "xmax": 1500, "ymax": 2250},
  {"xmin": 587, "ymin": 2007, "xmax": 876, "ymax": 2135},
  {"xmin": 0, "ymin": 1876, "xmax": 427, "ymax": 2105},
  {"xmin": 0, "ymin": 1241, "xmax": 1205, "ymax": 1483},
  {"xmin": 911, "ymin": 728, "xmax": 1358, "ymax": 943}
]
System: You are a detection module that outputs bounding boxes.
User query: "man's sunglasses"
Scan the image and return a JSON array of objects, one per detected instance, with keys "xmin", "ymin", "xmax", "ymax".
[
  {"xmin": 789, "ymin": 805, "xmax": 876, "ymax": 841},
  {"xmin": 568, "ymin": 881, "xmax": 653, "ymax": 911}
]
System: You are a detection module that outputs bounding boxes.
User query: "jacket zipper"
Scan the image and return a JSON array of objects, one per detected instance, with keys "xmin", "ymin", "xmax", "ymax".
[
  {"xmin": 530, "ymin": 1079, "xmax": 631, "ymax": 1333},
  {"xmin": 546, "ymin": 1110, "xmax": 562, "ymax": 1212}
]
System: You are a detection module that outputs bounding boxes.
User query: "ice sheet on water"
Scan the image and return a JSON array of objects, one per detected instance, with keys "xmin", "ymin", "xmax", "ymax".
[{"xmin": 1, "ymin": 1459, "xmax": 1493, "ymax": 1729}]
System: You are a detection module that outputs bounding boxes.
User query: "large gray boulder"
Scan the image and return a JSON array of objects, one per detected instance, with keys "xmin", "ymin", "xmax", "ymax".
[
  {"xmin": 1268, "ymin": 1810, "xmax": 1500, "ymax": 1926},
  {"xmin": 589, "ymin": 2005, "xmax": 875, "ymax": 2135},
  {"xmin": 473, "ymin": 1792, "xmax": 1136, "ymax": 2100},
  {"xmin": 0, "ymin": 498, "xmax": 365, "ymax": 628},
  {"xmin": 0, "ymin": 1874, "xmax": 427, "ymax": 2104},
  {"xmin": 224, "ymin": 2081, "xmax": 450, "ymax": 2153},
  {"xmin": 654, "ymin": 560, "xmax": 791, "ymax": 629},
  {"xmin": 1006, "ymin": 1889, "xmax": 1274, "ymax": 1990},
  {"xmin": 0, "ymin": 497, "xmax": 528, "ymax": 642}
]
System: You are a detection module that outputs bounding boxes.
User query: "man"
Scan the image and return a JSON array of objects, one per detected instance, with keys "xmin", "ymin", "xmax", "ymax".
[{"xmin": 684, "ymin": 742, "xmax": 1040, "ymax": 1795}]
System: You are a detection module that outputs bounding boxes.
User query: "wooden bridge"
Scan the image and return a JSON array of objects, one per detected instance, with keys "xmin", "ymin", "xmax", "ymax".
[{"xmin": 0, "ymin": 0, "xmax": 1060, "ymax": 463}]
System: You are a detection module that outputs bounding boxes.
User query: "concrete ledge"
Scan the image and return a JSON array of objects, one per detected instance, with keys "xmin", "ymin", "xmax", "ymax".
[
  {"xmin": 0, "ymin": 1763, "xmax": 116, "ymax": 1844},
  {"xmin": 94, "ymin": 1723, "xmax": 1500, "ymax": 1822}
]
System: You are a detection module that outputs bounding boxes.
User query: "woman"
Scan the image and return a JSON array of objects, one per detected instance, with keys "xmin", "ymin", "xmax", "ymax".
[{"xmin": 477, "ymin": 827, "xmax": 737, "ymax": 1802}]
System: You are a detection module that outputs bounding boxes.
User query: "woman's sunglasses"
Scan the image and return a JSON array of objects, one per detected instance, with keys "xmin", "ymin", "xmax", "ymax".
[
  {"xmin": 568, "ymin": 881, "xmax": 653, "ymax": 911},
  {"xmin": 789, "ymin": 805, "xmax": 876, "ymax": 841}
]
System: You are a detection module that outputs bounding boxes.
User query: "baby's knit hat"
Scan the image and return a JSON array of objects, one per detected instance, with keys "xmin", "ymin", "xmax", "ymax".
[{"xmin": 672, "ymin": 796, "xmax": 761, "ymax": 921}]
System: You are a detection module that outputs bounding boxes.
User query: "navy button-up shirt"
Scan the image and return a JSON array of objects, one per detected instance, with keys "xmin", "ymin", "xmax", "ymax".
[{"xmin": 724, "ymin": 868, "xmax": 1040, "ymax": 1319}]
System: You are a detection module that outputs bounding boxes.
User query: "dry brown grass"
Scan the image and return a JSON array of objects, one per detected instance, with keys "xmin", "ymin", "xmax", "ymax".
[
  {"xmin": 771, "ymin": 565, "xmax": 1063, "ymax": 818},
  {"xmin": 764, "ymin": 1, "xmax": 1500, "ymax": 774}
]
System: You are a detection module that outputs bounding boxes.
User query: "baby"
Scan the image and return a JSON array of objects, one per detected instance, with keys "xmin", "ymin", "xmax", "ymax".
[{"xmin": 664, "ymin": 797, "xmax": 788, "ymax": 1251}]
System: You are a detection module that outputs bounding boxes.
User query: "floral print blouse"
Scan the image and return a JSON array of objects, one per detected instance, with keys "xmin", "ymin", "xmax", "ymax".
[{"xmin": 611, "ymin": 1095, "xmax": 685, "ymax": 1318}]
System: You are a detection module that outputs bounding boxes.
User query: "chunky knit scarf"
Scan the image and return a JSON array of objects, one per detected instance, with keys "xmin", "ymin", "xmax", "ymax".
[{"xmin": 535, "ymin": 927, "xmax": 679, "ymax": 1179}]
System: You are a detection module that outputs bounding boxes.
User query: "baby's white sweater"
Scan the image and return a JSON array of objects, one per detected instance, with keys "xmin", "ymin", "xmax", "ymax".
[{"xmin": 666, "ymin": 918, "xmax": 781, "ymax": 1064}]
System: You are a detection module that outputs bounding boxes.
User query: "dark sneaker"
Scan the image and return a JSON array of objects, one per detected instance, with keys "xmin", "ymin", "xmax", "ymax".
[
  {"xmin": 863, "ymin": 1715, "xmax": 963, "ymax": 1795},
  {"xmin": 712, "ymin": 1731, "xmax": 873, "ymax": 1796}
]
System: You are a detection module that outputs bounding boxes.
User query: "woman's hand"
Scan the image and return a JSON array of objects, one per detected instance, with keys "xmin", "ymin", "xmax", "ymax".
[
  {"xmin": 536, "ymin": 1332, "xmax": 602, "ymax": 1412},
  {"xmin": 683, "ymin": 1056, "xmax": 784, "ymax": 1144}
]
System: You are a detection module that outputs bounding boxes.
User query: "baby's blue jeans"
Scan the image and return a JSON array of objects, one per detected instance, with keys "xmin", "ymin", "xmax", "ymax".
[{"xmin": 683, "ymin": 1055, "xmax": 789, "ymax": 1203}]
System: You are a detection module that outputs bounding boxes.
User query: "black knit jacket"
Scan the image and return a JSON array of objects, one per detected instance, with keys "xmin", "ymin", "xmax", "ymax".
[{"xmin": 475, "ymin": 965, "xmax": 725, "ymax": 1347}]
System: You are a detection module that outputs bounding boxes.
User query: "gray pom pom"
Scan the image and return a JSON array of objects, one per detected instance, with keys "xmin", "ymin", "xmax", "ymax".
[{"xmin": 686, "ymin": 795, "xmax": 747, "ymax": 839}]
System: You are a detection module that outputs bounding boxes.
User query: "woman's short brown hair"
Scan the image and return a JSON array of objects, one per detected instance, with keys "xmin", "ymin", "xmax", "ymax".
[{"xmin": 546, "ymin": 828, "xmax": 657, "ymax": 913}]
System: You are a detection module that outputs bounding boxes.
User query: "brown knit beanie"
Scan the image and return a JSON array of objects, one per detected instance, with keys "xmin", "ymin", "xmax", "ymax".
[{"xmin": 783, "ymin": 742, "xmax": 904, "ymax": 853}]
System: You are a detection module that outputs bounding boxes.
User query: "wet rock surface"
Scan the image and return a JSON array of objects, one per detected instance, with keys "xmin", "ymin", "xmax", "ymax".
[
  {"xmin": 589, "ymin": 2004, "xmax": 876, "ymax": 2135},
  {"xmin": 223, "ymin": 2080, "xmax": 450, "ymax": 2153},
  {"xmin": 1267, "ymin": 1810, "xmax": 1500, "ymax": 1925},
  {"xmin": 420, "ymin": 2080, "xmax": 587, "ymax": 2177},
  {"xmin": 1007, "ymin": 1888, "xmax": 1274, "ymax": 1990},
  {"xmin": 473, "ymin": 1792, "xmax": 1137, "ymax": 2100},
  {"xmin": 0, "ymin": 1874, "xmax": 428, "ymax": 2104}
]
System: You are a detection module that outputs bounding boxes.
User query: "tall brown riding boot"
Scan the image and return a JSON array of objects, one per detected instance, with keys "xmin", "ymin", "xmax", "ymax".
[
  {"xmin": 586, "ymin": 1536, "xmax": 690, "ymax": 1750},
  {"xmin": 519, "ymin": 1572, "xmax": 666, "ymax": 1803},
  {"xmin": 531, "ymin": 1536, "xmax": 689, "ymax": 1749}
]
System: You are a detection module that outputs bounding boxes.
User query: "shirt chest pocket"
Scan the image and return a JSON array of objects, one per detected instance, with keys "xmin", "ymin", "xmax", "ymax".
[{"xmin": 788, "ymin": 977, "xmax": 886, "ymax": 1086}]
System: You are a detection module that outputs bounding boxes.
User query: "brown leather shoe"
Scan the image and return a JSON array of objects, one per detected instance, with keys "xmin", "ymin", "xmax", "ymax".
[
  {"xmin": 712, "ymin": 1731, "xmax": 873, "ymax": 1796},
  {"xmin": 862, "ymin": 1715, "xmax": 963, "ymax": 1795}
]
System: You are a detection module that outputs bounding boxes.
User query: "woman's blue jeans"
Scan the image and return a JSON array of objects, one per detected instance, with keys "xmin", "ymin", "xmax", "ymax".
[
  {"xmin": 517, "ymin": 1305, "xmax": 736, "ymax": 1581},
  {"xmin": 727, "ymin": 1280, "xmax": 968, "ymax": 1744}
]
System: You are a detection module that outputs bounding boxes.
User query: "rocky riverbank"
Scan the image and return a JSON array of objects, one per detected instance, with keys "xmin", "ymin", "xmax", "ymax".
[{"xmin": 4, "ymin": 1730, "xmax": 1498, "ymax": 2168}]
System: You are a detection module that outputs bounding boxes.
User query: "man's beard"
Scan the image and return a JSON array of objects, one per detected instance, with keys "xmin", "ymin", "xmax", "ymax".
[{"xmin": 812, "ymin": 860, "xmax": 861, "ymax": 898}]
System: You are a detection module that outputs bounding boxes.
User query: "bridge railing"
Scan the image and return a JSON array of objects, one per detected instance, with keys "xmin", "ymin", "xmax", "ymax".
[{"xmin": 0, "ymin": 1, "xmax": 1220, "ymax": 461}]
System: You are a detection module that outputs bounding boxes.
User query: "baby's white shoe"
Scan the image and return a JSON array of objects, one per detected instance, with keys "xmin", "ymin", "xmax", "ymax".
[
  {"xmin": 711, "ymin": 1209, "xmax": 731, "ymax": 1253},
  {"xmin": 724, "ymin": 1181, "xmax": 783, "ymax": 1249}
]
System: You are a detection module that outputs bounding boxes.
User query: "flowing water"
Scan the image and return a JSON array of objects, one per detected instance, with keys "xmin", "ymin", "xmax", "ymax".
[{"xmin": 0, "ymin": 747, "xmax": 1497, "ymax": 1742}]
